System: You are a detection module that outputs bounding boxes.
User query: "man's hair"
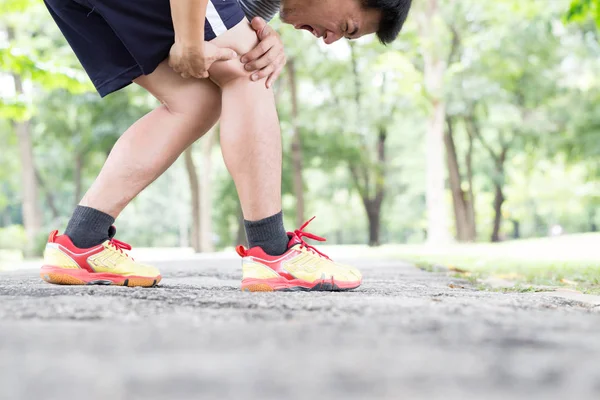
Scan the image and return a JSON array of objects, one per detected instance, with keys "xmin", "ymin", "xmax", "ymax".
[{"xmin": 364, "ymin": 0, "xmax": 413, "ymax": 44}]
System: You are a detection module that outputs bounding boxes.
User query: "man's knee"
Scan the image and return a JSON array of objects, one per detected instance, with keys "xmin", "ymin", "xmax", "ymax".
[
  {"xmin": 208, "ymin": 58, "xmax": 252, "ymax": 88},
  {"xmin": 208, "ymin": 20, "xmax": 260, "ymax": 88},
  {"xmin": 135, "ymin": 61, "xmax": 222, "ymax": 120}
]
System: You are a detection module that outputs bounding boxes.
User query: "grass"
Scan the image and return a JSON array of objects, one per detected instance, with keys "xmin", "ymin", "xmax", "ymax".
[{"xmin": 384, "ymin": 233, "xmax": 600, "ymax": 294}]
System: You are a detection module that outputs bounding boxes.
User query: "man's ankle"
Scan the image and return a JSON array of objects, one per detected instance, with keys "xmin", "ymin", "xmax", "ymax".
[
  {"xmin": 64, "ymin": 206, "xmax": 115, "ymax": 249},
  {"xmin": 244, "ymin": 211, "xmax": 289, "ymax": 256}
]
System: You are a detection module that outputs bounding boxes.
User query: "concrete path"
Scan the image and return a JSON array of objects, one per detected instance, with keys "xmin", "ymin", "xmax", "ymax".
[{"xmin": 1, "ymin": 255, "xmax": 599, "ymax": 400}]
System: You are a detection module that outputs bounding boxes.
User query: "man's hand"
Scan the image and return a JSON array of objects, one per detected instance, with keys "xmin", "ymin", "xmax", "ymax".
[
  {"xmin": 169, "ymin": 41, "xmax": 237, "ymax": 79},
  {"xmin": 241, "ymin": 17, "xmax": 286, "ymax": 88}
]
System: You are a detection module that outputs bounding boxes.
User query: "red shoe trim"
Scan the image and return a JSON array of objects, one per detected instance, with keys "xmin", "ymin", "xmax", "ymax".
[
  {"xmin": 241, "ymin": 276, "xmax": 361, "ymax": 291},
  {"xmin": 48, "ymin": 230, "xmax": 58, "ymax": 243},
  {"xmin": 50, "ymin": 234, "xmax": 105, "ymax": 273}
]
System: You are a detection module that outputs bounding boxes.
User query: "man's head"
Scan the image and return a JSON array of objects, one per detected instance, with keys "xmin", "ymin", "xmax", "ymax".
[{"xmin": 279, "ymin": 0, "xmax": 412, "ymax": 45}]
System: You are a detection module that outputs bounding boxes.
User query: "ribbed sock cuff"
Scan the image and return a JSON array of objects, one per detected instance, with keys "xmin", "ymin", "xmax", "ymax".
[
  {"xmin": 64, "ymin": 206, "xmax": 115, "ymax": 248},
  {"xmin": 244, "ymin": 211, "xmax": 289, "ymax": 256}
]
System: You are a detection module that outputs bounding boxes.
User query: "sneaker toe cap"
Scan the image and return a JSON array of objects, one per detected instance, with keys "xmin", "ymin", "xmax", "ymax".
[
  {"xmin": 135, "ymin": 264, "xmax": 161, "ymax": 278},
  {"xmin": 335, "ymin": 264, "xmax": 362, "ymax": 282}
]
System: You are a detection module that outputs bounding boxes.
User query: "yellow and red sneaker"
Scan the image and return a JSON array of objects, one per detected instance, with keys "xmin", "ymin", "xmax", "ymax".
[
  {"xmin": 238, "ymin": 217, "xmax": 362, "ymax": 292},
  {"xmin": 40, "ymin": 227, "xmax": 161, "ymax": 287}
]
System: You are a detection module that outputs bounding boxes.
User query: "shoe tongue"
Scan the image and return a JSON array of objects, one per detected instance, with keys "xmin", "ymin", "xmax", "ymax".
[
  {"xmin": 287, "ymin": 233, "xmax": 302, "ymax": 249},
  {"xmin": 108, "ymin": 225, "xmax": 117, "ymax": 239}
]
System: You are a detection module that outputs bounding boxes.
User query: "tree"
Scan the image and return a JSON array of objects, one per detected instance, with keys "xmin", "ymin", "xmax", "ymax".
[
  {"xmin": 1, "ymin": 0, "xmax": 93, "ymax": 253},
  {"xmin": 416, "ymin": 0, "xmax": 452, "ymax": 244},
  {"xmin": 8, "ymin": 42, "xmax": 42, "ymax": 250},
  {"xmin": 443, "ymin": 14, "xmax": 477, "ymax": 242},
  {"xmin": 184, "ymin": 128, "xmax": 216, "ymax": 253}
]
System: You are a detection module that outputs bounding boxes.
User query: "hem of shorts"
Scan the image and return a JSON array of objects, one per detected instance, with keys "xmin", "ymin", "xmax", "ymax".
[
  {"xmin": 137, "ymin": 11, "xmax": 246, "ymax": 76},
  {"xmin": 94, "ymin": 10, "xmax": 246, "ymax": 97},
  {"xmin": 95, "ymin": 65, "xmax": 142, "ymax": 97},
  {"xmin": 135, "ymin": 14, "xmax": 247, "ymax": 78}
]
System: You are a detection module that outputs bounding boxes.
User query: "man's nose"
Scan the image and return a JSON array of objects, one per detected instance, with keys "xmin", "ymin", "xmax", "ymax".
[{"xmin": 323, "ymin": 31, "xmax": 342, "ymax": 45}]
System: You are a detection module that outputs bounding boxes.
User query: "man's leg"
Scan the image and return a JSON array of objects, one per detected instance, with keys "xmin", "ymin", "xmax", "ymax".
[
  {"xmin": 65, "ymin": 64, "xmax": 222, "ymax": 248},
  {"xmin": 208, "ymin": 22, "xmax": 288, "ymax": 256},
  {"xmin": 84, "ymin": 66, "xmax": 222, "ymax": 217},
  {"xmin": 208, "ymin": 22, "xmax": 362, "ymax": 292}
]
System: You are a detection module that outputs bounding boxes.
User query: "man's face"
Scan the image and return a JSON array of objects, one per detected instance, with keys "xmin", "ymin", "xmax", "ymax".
[{"xmin": 280, "ymin": 0, "xmax": 381, "ymax": 45}]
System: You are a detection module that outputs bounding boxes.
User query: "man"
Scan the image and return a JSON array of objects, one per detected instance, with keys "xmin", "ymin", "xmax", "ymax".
[{"xmin": 40, "ymin": 0, "xmax": 412, "ymax": 291}]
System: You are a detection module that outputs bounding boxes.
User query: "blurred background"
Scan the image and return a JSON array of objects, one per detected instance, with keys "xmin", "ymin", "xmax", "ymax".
[{"xmin": 0, "ymin": 0, "xmax": 598, "ymax": 270}]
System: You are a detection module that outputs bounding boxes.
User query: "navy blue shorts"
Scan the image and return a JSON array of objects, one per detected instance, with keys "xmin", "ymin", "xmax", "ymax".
[{"xmin": 44, "ymin": 0, "xmax": 246, "ymax": 97}]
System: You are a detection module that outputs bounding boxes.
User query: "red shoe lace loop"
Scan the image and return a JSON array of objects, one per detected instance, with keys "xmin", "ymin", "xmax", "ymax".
[
  {"xmin": 293, "ymin": 217, "xmax": 331, "ymax": 260},
  {"xmin": 109, "ymin": 238, "xmax": 132, "ymax": 257}
]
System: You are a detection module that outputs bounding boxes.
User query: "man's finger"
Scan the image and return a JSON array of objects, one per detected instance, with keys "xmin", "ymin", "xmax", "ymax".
[
  {"xmin": 250, "ymin": 17, "xmax": 268, "ymax": 38},
  {"xmin": 214, "ymin": 47, "xmax": 238, "ymax": 62},
  {"xmin": 245, "ymin": 46, "xmax": 279, "ymax": 72},
  {"xmin": 251, "ymin": 63, "xmax": 275, "ymax": 82},
  {"xmin": 241, "ymin": 40, "xmax": 271, "ymax": 64},
  {"xmin": 191, "ymin": 71, "xmax": 208, "ymax": 79},
  {"xmin": 266, "ymin": 55, "xmax": 286, "ymax": 88}
]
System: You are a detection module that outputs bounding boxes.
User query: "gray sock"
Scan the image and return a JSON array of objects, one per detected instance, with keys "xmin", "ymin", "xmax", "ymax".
[
  {"xmin": 244, "ymin": 211, "xmax": 289, "ymax": 256},
  {"xmin": 64, "ymin": 206, "xmax": 115, "ymax": 248}
]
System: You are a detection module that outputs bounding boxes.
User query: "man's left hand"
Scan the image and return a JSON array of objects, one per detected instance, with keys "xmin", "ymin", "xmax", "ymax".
[{"xmin": 241, "ymin": 17, "xmax": 286, "ymax": 89}]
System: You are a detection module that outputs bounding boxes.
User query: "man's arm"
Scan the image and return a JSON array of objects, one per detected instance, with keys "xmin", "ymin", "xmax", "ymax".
[
  {"xmin": 169, "ymin": 0, "xmax": 237, "ymax": 79},
  {"xmin": 170, "ymin": 0, "xmax": 207, "ymax": 45}
]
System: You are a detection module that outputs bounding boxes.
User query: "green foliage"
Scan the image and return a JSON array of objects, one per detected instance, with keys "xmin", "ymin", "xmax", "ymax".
[
  {"xmin": 566, "ymin": 0, "xmax": 600, "ymax": 26},
  {"xmin": 0, "ymin": 0, "xmax": 35, "ymax": 14},
  {"xmin": 1, "ymin": 0, "xmax": 599, "ymax": 252}
]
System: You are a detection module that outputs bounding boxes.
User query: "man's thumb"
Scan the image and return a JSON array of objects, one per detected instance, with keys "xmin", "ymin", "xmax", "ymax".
[
  {"xmin": 216, "ymin": 48, "xmax": 238, "ymax": 61},
  {"xmin": 251, "ymin": 17, "xmax": 268, "ymax": 37}
]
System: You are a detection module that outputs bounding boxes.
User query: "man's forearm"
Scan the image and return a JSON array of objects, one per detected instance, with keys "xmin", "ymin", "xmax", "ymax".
[{"xmin": 170, "ymin": 0, "xmax": 208, "ymax": 45}]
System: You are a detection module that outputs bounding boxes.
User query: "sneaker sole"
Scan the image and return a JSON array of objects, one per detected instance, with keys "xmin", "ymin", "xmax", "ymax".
[
  {"xmin": 40, "ymin": 266, "xmax": 161, "ymax": 288},
  {"xmin": 241, "ymin": 277, "xmax": 361, "ymax": 292}
]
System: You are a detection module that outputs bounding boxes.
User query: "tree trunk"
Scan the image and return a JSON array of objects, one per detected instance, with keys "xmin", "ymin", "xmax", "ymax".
[
  {"xmin": 199, "ymin": 129, "xmax": 215, "ymax": 252},
  {"xmin": 351, "ymin": 126, "xmax": 387, "ymax": 247},
  {"xmin": 287, "ymin": 59, "xmax": 305, "ymax": 227},
  {"xmin": 418, "ymin": 0, "xmax": 451, "ymax": 245},
  {"xmin": 7, "ymin": 27, "xmax": 42, "ymax": 252},
  {"xmin": 491, "ymin": 183, "xmax": 505, "ymax": 242},
  {"xmin": 511, "ymin": 220, "xmax": 520, "ymax": 239},
  {"xmin": 444, "ymin": 116, "xmax": 471, "ymax": 242},
  {"xmin": 366, "ymin": 206, "xmax": 381, "ymax": 247},
  {"xmin": 425, "ymin": 98, "xmax": 450, "ymax": 244},
  {"xmin": 184, "ymin": 146, "xmax": 201, "ymax": 253},
  {"xmin": 348, "ymin": 45, "xmax": 388, "ymax": 247},
  {"xmin": 491, "ymin": 148, "xmax": 508, "ymax": 242},
  {"xmin": 465, "ymin": 125, "xmax": 477, "ymax": 240},
  {"xmin": 370, "ymin": 126, "xmax": 387, "ymax": 247},
  {"xmin": 13, "ymin": 107, "xmax": 42, "ymax": 252}
]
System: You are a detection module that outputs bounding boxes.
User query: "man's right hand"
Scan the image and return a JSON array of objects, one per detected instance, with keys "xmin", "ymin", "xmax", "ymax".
[{"xmin": 168, "ymin": 41, "xmax": 237, "ymax": 79}]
